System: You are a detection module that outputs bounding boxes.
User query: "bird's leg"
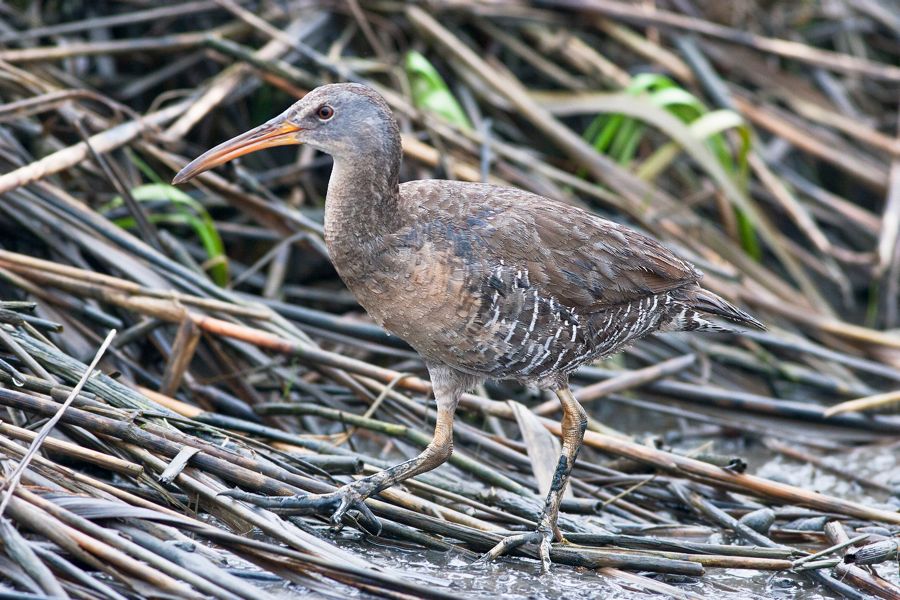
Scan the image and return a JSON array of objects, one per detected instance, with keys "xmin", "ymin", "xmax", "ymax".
[
  {"xmin": 477, "ymin": 386, "xmax": 587, "ymax": 573},
  {"xmin": 222, "ymin": 370, "xmax": 461, "ymax": 535}
]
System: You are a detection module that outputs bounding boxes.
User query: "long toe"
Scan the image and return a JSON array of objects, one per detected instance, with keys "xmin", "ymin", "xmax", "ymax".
[
  {"xmin": 219, "ymin": 487, "xmax": 381, "ymax": 534},
  {"xmin": 330, "ymin": 488, "xmax": 382, "ymax": 535}
]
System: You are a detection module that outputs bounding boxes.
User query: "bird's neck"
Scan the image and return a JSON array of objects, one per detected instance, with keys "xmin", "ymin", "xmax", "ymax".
[
  {"xmin": 325, "ymin": 155, "xmax": 401, "ymax": 236},
  {"xmin": 324, "ymin": 149, "xmax": 402, "ymax": 270}
]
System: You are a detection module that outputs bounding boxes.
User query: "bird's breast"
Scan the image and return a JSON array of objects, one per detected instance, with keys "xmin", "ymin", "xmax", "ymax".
[{"xmin": 346, "ymin": 252, "xmax": 595, "ymax": 382}]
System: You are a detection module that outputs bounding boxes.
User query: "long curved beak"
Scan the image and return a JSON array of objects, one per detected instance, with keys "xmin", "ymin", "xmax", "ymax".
[{"xmin": 172, "ymin": 117, "xmax": 302, "ymax": 184}]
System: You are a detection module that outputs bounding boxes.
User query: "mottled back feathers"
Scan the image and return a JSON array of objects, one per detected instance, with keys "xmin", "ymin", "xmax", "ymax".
[{"xmin": 401, "ymin": 181, "xmax": 699, "ymax": 296}]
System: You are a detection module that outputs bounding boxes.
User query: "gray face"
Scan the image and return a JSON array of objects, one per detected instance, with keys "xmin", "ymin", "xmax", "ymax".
[
  {"xmin": 283, "ymin": 83, "xmax": 397, "ymax": 159},
  {"xmin": 172, "ymin": 83, "xmax": 398, "ymax": 185}
]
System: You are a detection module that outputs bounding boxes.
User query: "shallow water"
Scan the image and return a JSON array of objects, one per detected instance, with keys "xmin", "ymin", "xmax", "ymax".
[
  {"xmin": 313, "ymin": 439, "xmax": 898, "ymax": 599},
  {"xmin": 263, "ymin": 403, "xmax": 900, "ymax": 599},
  {"xmin": 324, "ymin": 539, "xmax": 835, "ymax": 600}
]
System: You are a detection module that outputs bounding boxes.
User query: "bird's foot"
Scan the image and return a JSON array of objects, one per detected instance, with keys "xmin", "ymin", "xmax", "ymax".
[
  {"xmin": 219, "ymin": 484, "xmax": 381, "ymax": 534},
  {"xmin": 474, "ymin": 524, "xmax": 554, "ymax": 574}
]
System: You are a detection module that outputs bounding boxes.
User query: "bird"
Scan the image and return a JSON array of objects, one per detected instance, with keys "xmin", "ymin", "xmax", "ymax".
[{"xmin": 173, "ymin": 83, "xmax": 764, "ymax": 572}]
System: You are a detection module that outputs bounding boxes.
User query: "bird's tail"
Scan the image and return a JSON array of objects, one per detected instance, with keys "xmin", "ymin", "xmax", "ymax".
[{"xmin": 667, "ymin": 287, "xmax": 765, "ymax": 332}]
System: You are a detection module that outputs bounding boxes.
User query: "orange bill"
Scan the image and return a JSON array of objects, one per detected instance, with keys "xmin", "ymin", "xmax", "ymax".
[{"xmin": 172, "ymin": 118, "xmax": 301, "ymax": 184}]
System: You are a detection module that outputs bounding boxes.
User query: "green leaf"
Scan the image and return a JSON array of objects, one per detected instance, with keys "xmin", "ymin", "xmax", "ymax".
[
  {"xmin": 584, "ymin": 74, "xmax": 708, "ymax": 166},
  {"xmin": 628, "ymin": 73, "xmax": 676, "ymax": 94},
  {"xmin": 575, "ymin": 78, "xmax": 760, "ymax": 259},
  {"xmin": 637, "ymin": 109, "xmax": 746, "ymax": 180},
  {"xmin": 649, "ymin": 87, "xmax": 704, "ymax": 114},
  {"xmin": 610, "ymin": 119, "xmax": 644, "ymax": 165},
  {"xmin": 106, "ymin": 183, "xmax": 229, "ymax": 286},
  {"xmin": 405, "ymin": 51, "xmax": 471, "ymax": 129},
  {"xmin": 543, "ymin": 90, "xmax": 766, "ymax": 260}
]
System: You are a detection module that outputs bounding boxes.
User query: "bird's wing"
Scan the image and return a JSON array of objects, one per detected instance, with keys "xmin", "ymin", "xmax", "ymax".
[{"xmin": 399, "ymin": 181, "xmax": 702, "ymax": 313}]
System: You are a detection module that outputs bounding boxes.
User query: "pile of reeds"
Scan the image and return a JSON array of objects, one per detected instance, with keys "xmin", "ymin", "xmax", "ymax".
[{"xmin": 0, "ymin": 1, "xmax": 898, "ymax": 598}]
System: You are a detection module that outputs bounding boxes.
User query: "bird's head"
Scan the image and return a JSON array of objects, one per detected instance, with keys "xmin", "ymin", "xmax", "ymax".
[{"xmin": 172, "ymin": 83, "xmax": 398, "ymax": 184}]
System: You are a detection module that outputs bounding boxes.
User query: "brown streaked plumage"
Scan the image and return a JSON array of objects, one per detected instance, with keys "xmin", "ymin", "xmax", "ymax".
[{"xmin": 173, "ymin": 83, "xmax": 764, "ymax": 572}]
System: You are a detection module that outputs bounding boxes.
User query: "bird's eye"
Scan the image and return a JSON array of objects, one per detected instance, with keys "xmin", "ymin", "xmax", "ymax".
[{"xmin": 316, "ymin": 105, "xmax": 334, "ymax": 120}]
